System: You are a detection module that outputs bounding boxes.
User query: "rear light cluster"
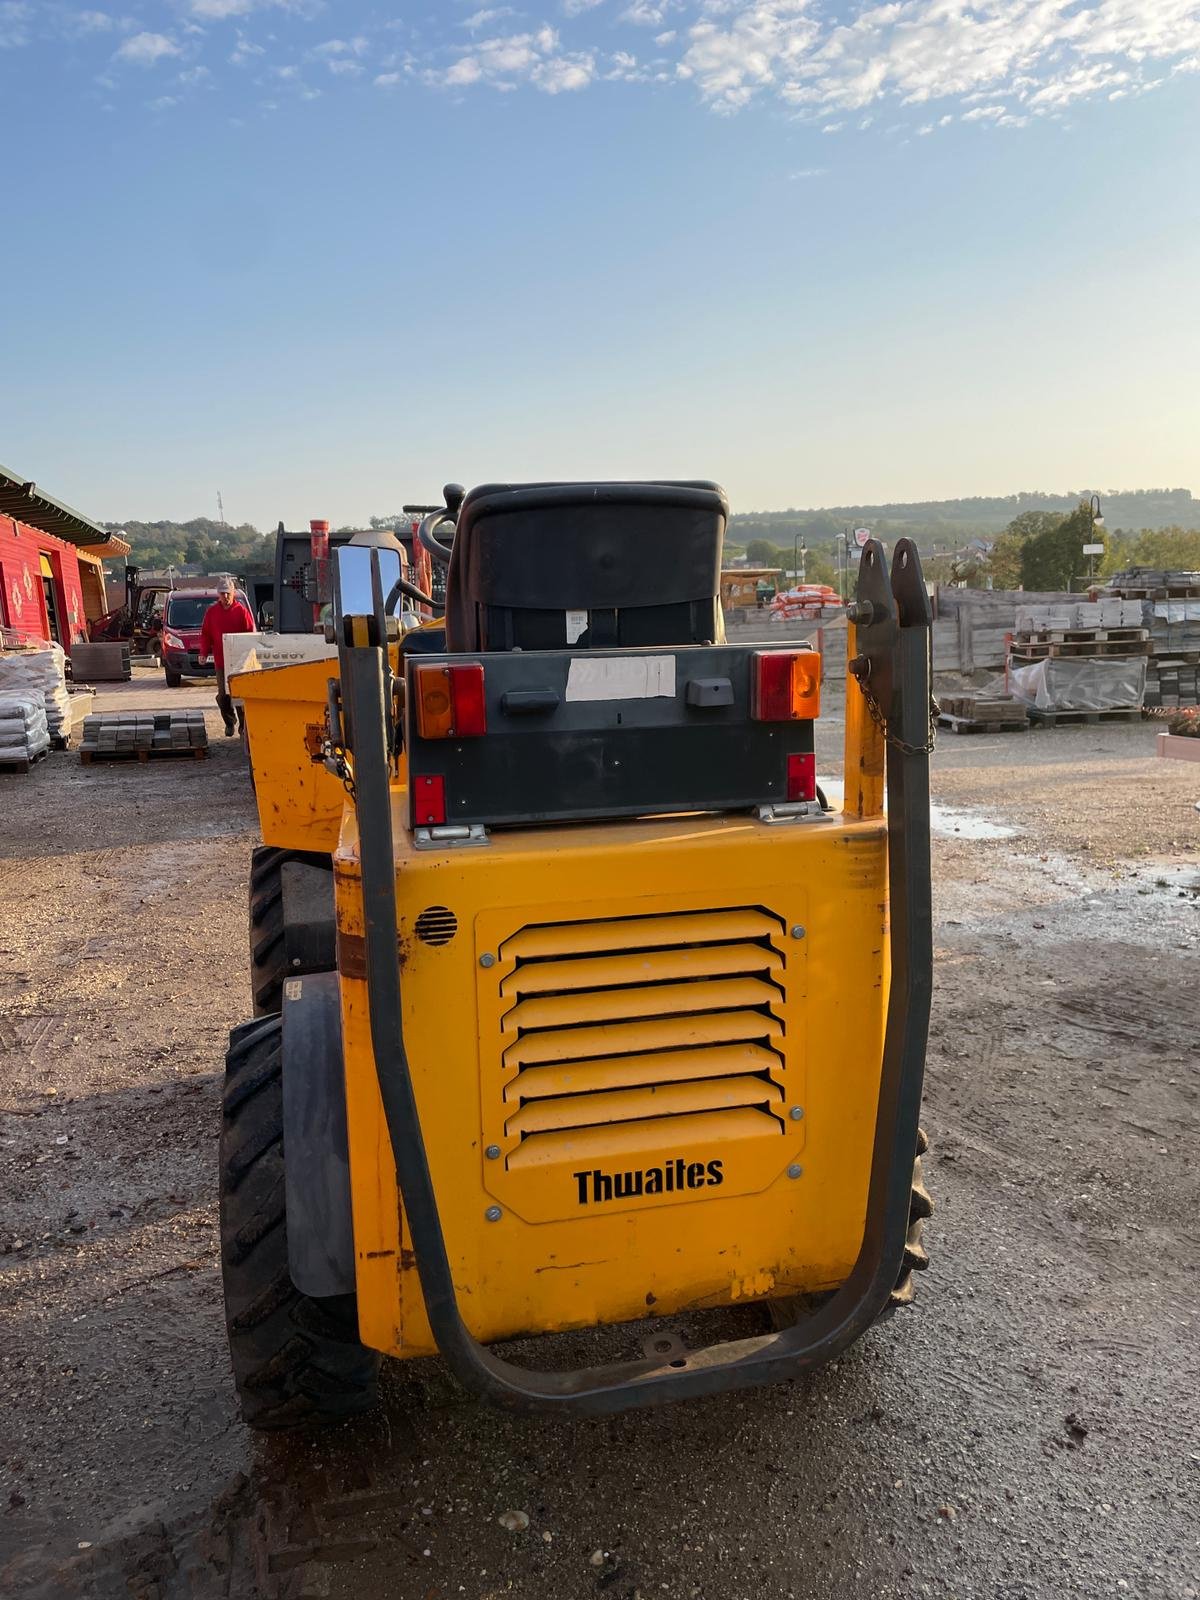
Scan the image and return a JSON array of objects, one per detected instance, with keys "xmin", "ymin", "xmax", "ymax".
[
  {"xmin": 414, "ymin": 663, "xmax": 487, "ymax": 739},
  {"xmin": 750, "ymin": 650, "xmax": 821, "ymax": 723},
  {"xmin": 409, "ymin": 650, "xmax": 821, "ymax": 822}
]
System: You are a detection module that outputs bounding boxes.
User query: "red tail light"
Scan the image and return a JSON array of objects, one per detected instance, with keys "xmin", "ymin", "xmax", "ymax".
[
  {"xmin": 786, "ymin": 752, "xmax": 816, "ymax": 803},
  {"xmin": 413, "ymin": 774, "xmax": 446, "ymax": 825},
  {"xmin": 415, "ymin": 663, "xmax": 487, "ymax": 739},
  {"xmin": 751, "ymin": 650, "xmax": 821, "ymax": 722}
]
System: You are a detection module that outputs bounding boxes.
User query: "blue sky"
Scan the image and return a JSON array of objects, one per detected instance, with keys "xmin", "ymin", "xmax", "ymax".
[{"xmin": 3, "ymin": 0, "xmax": 1199, "ymax": 529}]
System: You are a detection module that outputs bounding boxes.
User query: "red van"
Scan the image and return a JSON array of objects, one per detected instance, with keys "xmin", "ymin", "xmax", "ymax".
[{"xmin": 161, "ymin": 586, "xmax": 250, "ymax": 688}]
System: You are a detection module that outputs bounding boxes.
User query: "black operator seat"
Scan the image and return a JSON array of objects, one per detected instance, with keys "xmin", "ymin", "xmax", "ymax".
[{"xmin": 442, "ymin": 481, "xmax": 729, "ymax": 653}]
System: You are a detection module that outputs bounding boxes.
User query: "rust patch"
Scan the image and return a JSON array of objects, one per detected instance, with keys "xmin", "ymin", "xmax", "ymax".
[
  {"xmin": 364, "ymin": 1249, "xmax": 396, "ymax": 1260},
  {"xmin": 399, "ymin": 1248, "xmax": 417, "ymax": 1271},
  {"xmin": 337, "ymin": 929, "xmax": 367, "ymax": 980},
  {"xmin": 337, "ymin": 929, "xmax": 408, "ymax": 979}
]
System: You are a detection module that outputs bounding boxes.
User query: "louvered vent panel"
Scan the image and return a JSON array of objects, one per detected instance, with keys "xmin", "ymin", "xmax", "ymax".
[{"xmin": 498, "ymin": 908, "xmax": 787, "ymax": 1165}]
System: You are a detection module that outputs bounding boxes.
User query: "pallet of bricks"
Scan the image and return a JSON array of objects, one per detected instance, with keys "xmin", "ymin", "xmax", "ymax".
[
  {"xmin": 79, "ymin": 710, "xmax": 209, "ymax": 764},
  {"xmin": 1008, "ymin": 600, "xmax": 1148, "ymax": 726},
  {"xmin": 0, "ymin": 644, "xmax": 73, "ymax": 773},
  {"xmin": 936, "ymin": 693, "xmax": 1028, "ymax": 735},
  {"xmin": 1104, "ymin": 569, "xmax": 1200, "ymax": 710}
]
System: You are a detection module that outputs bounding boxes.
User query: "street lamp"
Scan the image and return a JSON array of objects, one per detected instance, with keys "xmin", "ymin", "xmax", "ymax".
[{"xmin": 1087, "ymin": 494, "xmax": 1105, "ymax": 584}]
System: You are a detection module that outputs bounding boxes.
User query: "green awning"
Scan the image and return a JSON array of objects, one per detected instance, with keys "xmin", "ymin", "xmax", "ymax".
[{"xmin": 0, "ymin": 462, "xmax": 109, "ymax": 546}]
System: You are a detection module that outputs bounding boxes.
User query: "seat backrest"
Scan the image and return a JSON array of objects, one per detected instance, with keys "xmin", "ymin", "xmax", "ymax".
[{"xmin": 443, "ymin": 481, "xmax": 728, "ymax": 653}]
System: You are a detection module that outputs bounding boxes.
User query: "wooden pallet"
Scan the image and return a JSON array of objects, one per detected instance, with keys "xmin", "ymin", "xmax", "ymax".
[
  {"xmin": 936, "ymin": 713, "xmax": 1028, "ymax": 735},
  {"xmin": 1011, "ymin": 637, "xmax": 1152, "ymax": 659},
  {"xmin": 1027, "ymin": 706, "xmax": 1143, "ymax": 728},
  {"xmin": 1015, "ymin": 627, "xmax": 1148, "ymax": 644},
  {"xmin": 0, "ymin": 747, "xmax": 49, "ymax": 775},
  {"xmin": 80, "ymin": 744, "xmax": 209, "ymax": 765}
]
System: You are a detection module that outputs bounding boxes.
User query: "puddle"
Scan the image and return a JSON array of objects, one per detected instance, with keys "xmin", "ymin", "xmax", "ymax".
[
  {"xmin": 928, "ymin": 805, "xmax": 1017, "ymax": 842},
  {"xmin": 818, "ymin": 777, "xmax": 1017, "ymax": 842}
]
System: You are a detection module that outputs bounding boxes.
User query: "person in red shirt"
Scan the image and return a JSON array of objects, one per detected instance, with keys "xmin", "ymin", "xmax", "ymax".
[{"xmin": 199, "ymin": 577, "xmax": 255, "ymax": 736}]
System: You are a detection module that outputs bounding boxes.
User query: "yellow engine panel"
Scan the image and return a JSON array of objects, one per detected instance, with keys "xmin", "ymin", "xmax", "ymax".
[
  {"xmin": 233, "ymin": 650, "xmax": 405, "ymax": 854},
  {"xmin": 333, "ymin": 804, "xmax": 889, "ymax": 1361}
]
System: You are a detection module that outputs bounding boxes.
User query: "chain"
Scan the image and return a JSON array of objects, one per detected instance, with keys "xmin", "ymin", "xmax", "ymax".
[
  {"xmin": 329, "ymin": 742, "xmax": 356, "ymax": 801},
  {"xmin": 859, "ymin": 682, "xmax": 941, "ymax": 756}
]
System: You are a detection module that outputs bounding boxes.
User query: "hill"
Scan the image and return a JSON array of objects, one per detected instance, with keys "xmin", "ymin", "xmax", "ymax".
[{"xmin": 728, "ymin": 488, "xmax": 1200, "ymax": 551}]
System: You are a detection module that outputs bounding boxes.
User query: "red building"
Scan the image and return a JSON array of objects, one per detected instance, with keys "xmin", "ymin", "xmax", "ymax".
[{"xmin": 0, "ymin": 463, "xmax": 129, "ymax": 652}]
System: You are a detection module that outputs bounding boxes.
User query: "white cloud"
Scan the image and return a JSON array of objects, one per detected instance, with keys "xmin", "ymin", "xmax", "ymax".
[
  {"xmin": 673, "ymin": 0, "xmax": 1200, "ymax": 122},
  {"xmin": 0, "ymin": 1, "xmax": 31, "ymax": 48},
  {"xmin": 148, "ymin": 93, "xmax": 179, "ymax": 109},
  {"xmin": 190, "ymin": 0, "xmax": 254, "ymax": 17},
  {"xmin": 230, "ymin": 33, "xmax": 264, "ymax": 64},
  {"xmin": 327, "ymin": 56, "xmax": 363, "ymax": 74},
  {"xmin": 436, "ymin": 24, "xmax": 596, "ymax": 93},
  {"xmin": 116, "ymin": 30, "xmax": 180, "ymax": 64},
  {"xmin": 72, "ymin": 10, "xmax": 119, "ymax": 33},
  {"xmin": 789, "ymin": 164, "xmax": 826, "ymax": 175},
  {"xmin": 463, "ymin": 7, "xmax": 514, "ymax": 30},
  {"xmin": 312, "ymin": 36, "xmax": 369, "ymax": 57},
  {"xmin": 374, "ymin": 70, "xmax": 403, "ymax": 85},
  {"xmin": 562, "ymin": 0, "xmax": 604, "ymax": 13}
]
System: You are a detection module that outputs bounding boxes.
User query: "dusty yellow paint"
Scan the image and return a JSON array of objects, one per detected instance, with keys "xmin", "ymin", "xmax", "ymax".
[
  {"xmin": 334, "ymin": 803, "xmax": 889, "ymax": 1359},
  {"xmin": 247, "ymin": 627, "xmax": 893, "ymax": 1363},
  {"xmin": 843, "ymin": 620, "xmax": 886, "ymax": 821},
  {"xmin": 234, "ymin": 650, "xmax": 405, "ymax": 853}
]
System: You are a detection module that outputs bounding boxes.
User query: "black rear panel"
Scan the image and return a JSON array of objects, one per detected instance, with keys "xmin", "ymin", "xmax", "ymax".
[{"xmin": 404, "ymin": 645, "xmax": 815, "ymax": 828}]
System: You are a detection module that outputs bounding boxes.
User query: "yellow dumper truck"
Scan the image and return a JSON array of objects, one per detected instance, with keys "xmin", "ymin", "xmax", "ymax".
[{"xmin": 224, "ymin": 481, "xmax": 933, "ymax": 1426}]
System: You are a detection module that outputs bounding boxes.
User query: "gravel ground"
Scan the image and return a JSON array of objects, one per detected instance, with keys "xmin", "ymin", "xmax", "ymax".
[{"xmin": 1, "ymin": 670, "xmax": 1198, "ymax": 1600}]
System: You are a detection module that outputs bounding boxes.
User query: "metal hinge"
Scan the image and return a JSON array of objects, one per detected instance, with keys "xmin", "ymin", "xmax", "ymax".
[
  {"xmin": 755, "ymin": 801, "xmax": 832, "ymax": 825},
  {"xmin": 412, "ymin": 824, "xmax": 491, "ymax": 850}
]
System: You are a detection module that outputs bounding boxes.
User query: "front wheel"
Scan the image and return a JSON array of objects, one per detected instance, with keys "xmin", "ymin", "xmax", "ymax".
[
  {"xmin": 164, "ymin": 667, "xmax": 183, "ymax": 688},
  {"xmin": 220, "ymin": 1016, "xmax": 380, "ymax": 1430}
]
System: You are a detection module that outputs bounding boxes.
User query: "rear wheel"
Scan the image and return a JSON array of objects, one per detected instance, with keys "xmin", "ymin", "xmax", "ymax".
[
  {"xmin": 887, "ymin": 1127, "xmax": 932, "ymax": 1310},
  {"xmin": 767, "ymin": 1128, "xmax": 932, "ymax": 1330},
  {"xmin": 220, "ymin": 1015, "xmax": 379, "ymax": 1430},
  {"xmin": 249, "ymin": 846, "xmax": 333, "ymax": 1016}
]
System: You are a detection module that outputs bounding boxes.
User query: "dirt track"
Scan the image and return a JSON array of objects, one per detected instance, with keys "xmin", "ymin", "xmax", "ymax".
[{"xmin": 2, "ymin": 671, "xmax": 1199, "ymax": 1599}]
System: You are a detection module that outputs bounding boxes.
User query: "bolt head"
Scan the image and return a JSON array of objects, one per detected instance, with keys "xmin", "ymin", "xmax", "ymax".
[
  {"xmin": 787, "ymin": 1163, "xmax": 804, "ymax": 1180},
  {"xmin": 479, "ymin": 952, "xmax": 496, "ymax": 969},
  {"xmin": 790, "ymin": 925, "xmax": 806, "ymax": 939},
  {"xmin": 485, "ymin": 1144, "xmax": 501, "ymax": 1160},
  {"xmin": 789, "ymin": 1106, "xmax": 804, "ymax": 1121},
  {"xmin": 485, "ymin": 1205, "xmax": 502, "ymax": 1222}
]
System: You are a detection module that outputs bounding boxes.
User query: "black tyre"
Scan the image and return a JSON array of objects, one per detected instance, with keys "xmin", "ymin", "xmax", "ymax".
[
  {"xmin": 767, "ymin": 1127, "xmax": 932, "ymax": 1330},
  {"xmin": 249, "ymin": 846, "xmax": 332, "ymax": 1016},
  {"xmin": 164, "ymin": 668, "xmax": 183, "ymax": 688},
  {"xmin": 220, "ymin": 1015, "xmax": 379, "ymax": 1430},
  {"xmin": 887, "ymin": 1127, "xmax": 932, "ymax": 1310}
]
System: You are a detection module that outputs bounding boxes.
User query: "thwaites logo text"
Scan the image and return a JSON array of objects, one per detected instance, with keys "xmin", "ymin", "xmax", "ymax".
[{"xmin": 573, "ymin": 1157, "xmax": 724, "ymax": 1206}]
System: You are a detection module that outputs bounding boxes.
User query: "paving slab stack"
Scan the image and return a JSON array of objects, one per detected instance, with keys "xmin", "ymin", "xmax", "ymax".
[
  {"xmin": 79, "ymin": 710, "xmax": 209, "ymax": 760},
  {"xmin": 1008, "ymin": 600, "xmax": 1148, "ymax": 716},
  {"xmin": 0, "ymin": 645, "xmax": 71, "ymax": 768}
]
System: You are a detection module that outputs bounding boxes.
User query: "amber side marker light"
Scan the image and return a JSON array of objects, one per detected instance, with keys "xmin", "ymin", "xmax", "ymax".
[
  {"xmin": 415, "ymin": 663, "xmax": 487, "ymax": 739},
  {"xmin": 750, "ymin": 650, "xmax": 821, "ymax": 722}
]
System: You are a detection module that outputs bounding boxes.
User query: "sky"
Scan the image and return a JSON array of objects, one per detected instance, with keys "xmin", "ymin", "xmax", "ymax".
[{"xmin": 2, "ymin": 0, "xmax": 1200, "ymax": 530}]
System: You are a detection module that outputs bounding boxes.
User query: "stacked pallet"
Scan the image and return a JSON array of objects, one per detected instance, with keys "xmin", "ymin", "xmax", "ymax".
[
  {"xmin": 936, "ymin": 694, "xmax": 1028, "ymax": 735},
  {"xmin": 79, "ymin": 710, "xmax": 209, "ymax": 764},
  {"xmin": 69, "ymin": 641, "xmax": 133, "ymax": 682},
  {"xmin": 0, "ymin": 694, "xmax": 50, "ymax": 773},
  {"xmin": 1015, "ymin": 598, "xmax": 1145, "ymax": 632}
]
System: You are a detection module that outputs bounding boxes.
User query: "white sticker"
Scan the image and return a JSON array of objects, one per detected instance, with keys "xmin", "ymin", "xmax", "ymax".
[
  {"xmin": 565, "ymin": 656, "xmax": 677, "ymax": 703},
  {"xmin": 565, "ymin": 609, "xmax": 588, "ymax": 644}
]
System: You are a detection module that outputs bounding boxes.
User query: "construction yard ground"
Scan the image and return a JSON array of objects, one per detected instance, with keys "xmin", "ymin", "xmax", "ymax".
[{"xmin": 2, "ymin": 668, "xmax": 1199, "ymax": 1600}]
